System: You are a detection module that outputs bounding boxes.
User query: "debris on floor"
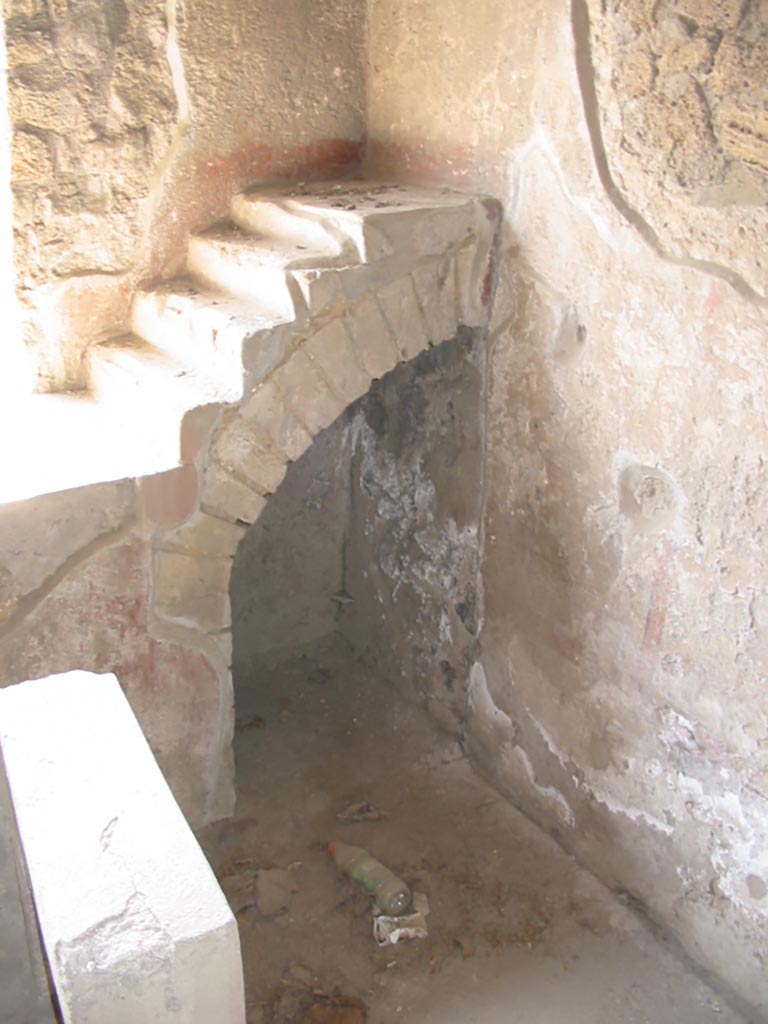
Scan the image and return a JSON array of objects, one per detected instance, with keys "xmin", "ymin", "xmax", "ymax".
[
  {"xmin": 239, "ymin": 714, "xmax": 266, "ymax": 731},
  {"xmin": 373, "ymin": 891, "xmax": 429, "ymax": 946},
  {"xmin": 303, "ymin": 992, "xmax": 367, "ymax": 1024},
  {"xmin": 373, "ymin": 910, "xmax": 428, "ymax": 946},
  {"xmin": 217, "ymin": 860, "xmax": 302, "ymax": 918},
  {"xmin": 336, "ymin": 801, "xmax": 388, "ymax": 824},
  {"xmin": 198, "ymin": 634, "xmax": 747, "ymax": 1024},
  {"xmin": 329, "ymin": 840, "xmax": 410, "ymax": 914},
  {"xmin": 218, "ymin": 860, "xmax": 257, "ymax": 915},
  {"xmin": 256, "ymin": 866, "xmax": 300, "ymax": 917}
]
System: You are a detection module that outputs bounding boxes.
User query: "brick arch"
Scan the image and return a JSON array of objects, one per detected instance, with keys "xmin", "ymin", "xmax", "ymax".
[{"xmin": 141, "ymin": 184, "xmax": 500, "ymax": 823}]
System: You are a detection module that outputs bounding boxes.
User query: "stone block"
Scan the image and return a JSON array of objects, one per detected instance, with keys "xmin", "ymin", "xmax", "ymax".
[
  {"xmin": 359, "ymin": 202, "xmax": 476, "ymax": 262},
  {"xmin": 376, "ymin": 275, "xmax": 431, "ymax": 362},
  {"xmin": 270, "ymin": 350, "xmax": 346, "ymax": 436},
  {"xmin": 153, "ymin": 550, "xmax": 232, "ymax": 631},
  {"xmin": 675, "ymin": 0, "xmax": 745, "ymax": 30},
  {"xmin": 240, "ymin": 322, "xmax": 296, "ymax": 391},
  {"xmin": 718, "ymin": 107, "xmax": 768, "ymax": 175},
  {"xmin": 4, "ymin": 0, "xmax": 47, "ymax": 17},
  {"xmin": 139, "ymin": 465, "xmax": 198, "ymax": 527},
  {"xmin": 155, "ymin": 511, "xmax": 245, "ymax": 560},
  {"xmin": 302, "ymin": 319, "xmax": 371, "ymax": 405},
  {"xmin": 240, "ymin": 377, "xmax": 313, "ymax": 462},
  {"xmin": 8, "ymin": 83, "xmax": 85, "ymax": 133},
  {"xmin": 11, "ymin": 132, "xmax": 53, "ymax": 182},
  {"xmin": 343, "ymin": 296, "xmax": 399, "ymax": 380},
  {"xmin": 5, "ymin": 33, "xmax": 55, "ymax": 68},
  {"xmin": 199, "ymin": 461, "xmax": 267, "ymax": 525},
  {"xmin": 0, "ymin": 671, "xmax": 245, "ymax": 1024},
  {"xmin": 212, "ymin": 417, "xmax": 288, "ymax": 495},
  {"xmin": 411, "ymin": 256, "xmax": 459, "ymax": 346}
]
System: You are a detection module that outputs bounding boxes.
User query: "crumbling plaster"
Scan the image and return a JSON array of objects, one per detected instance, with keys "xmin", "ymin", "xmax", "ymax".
[
  {"xmin": 340, "ymin": 330, "xmax": 485, "ymax": 735},
  {"xmin": 366, "ymin": 0, "xmax": 768, "ymax": 1017}
]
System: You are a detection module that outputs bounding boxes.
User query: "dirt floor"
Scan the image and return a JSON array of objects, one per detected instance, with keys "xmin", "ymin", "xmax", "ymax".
[{"xmin": 198, "ymin": 633, "xmax": 748, "ymax": 1024}]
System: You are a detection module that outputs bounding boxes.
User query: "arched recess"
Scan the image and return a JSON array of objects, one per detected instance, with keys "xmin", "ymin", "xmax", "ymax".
[{"xmin": 142, "ymin": 188, "xmax": 500, "ymax": 825}]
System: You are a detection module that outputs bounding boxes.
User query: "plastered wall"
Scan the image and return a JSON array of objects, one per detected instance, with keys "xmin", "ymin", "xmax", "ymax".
[
  {"xmin": 4, "ymin": 0, "xmax": 366, "ymax": 388},
  {"xmin": 367, "ymin": 0, "xmax": 768, "ymax": 1015}
]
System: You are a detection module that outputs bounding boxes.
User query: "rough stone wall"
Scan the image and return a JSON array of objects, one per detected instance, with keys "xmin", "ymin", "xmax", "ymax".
[
  {"xmin": 367, "ymin": 0, "xmax": 768, "ymax": 1017},
  {"xmin": 4, "ymin": 0, "xmax": 366, "ymax": 388},
  {"xmin": 341, "ymin": 331, "xmax": 485, "ymax": 733},
  {"xmin": 586, "ymin": 0, "xmax": 768, "ymax": 296}
]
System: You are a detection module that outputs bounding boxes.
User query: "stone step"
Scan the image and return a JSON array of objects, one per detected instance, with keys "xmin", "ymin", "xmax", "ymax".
[
  {"xmin": 1, "ymin": 179, "xmax": 498, "ymax": 504},
  {"xmin": 85, "ymin": 336, "xmax": 235, "ymax": 475},
  {"xmin": 230, "ymin": 189, "xmax": 356, "ymax": 258},
  {"xmin": 131, "ymin": 278, "xmax": 290, "ymax": 375},
  {"xmin": 233, "ymin": 181, "xmax": 486, "ymax": 265},
  {"xmin": 88, "ymin": 335, "xmax": 237, "ymax": 408},
  {"xmin": 185, "ymin": 224, "xmax": 327, "ymax": 312}
]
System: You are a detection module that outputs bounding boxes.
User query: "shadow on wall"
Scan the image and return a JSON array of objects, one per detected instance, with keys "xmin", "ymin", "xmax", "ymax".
[{"xmin": 229, "ymin": 330, "xmax": 486, "ymax": 733}]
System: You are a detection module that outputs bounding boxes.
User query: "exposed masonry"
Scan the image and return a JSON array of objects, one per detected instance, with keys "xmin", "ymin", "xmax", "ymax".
[
  {"xmin": 133, "ymin": 180, "xmax": 500, "ymax": 817},
  {"xmin": 573, "ymin": 0, "xmax": 768, "ymax": 306}
]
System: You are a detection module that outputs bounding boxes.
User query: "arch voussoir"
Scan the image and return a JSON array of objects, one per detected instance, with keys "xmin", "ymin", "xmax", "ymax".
[
  {"xmin": 344, "ymin": 295, "xmax": 399, "ymax": 381},
  {"xmin": 301, "ymin": 318, "xmax": 373, "ymax": 408},
  {"xmin": 376, "ymin": 273, "xmax": 431, "ymax": 361},
  {"xmin": 268, "ymin": 349, "xmax": 349, "ymax": 438},
  {"xmin": 212, "ymin": 413, "xmax": 289, "ymax": 497},
  {"xmin": 154, "ymin": 510, "xmax": 246, "ymax": 561},
  {"xmin": 199, "ymin": 461, "xmax": 268, "ymax": 524},
  {"xmin": 240, "ymin": 376, "xmax": 314, "ymax": 462}
]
